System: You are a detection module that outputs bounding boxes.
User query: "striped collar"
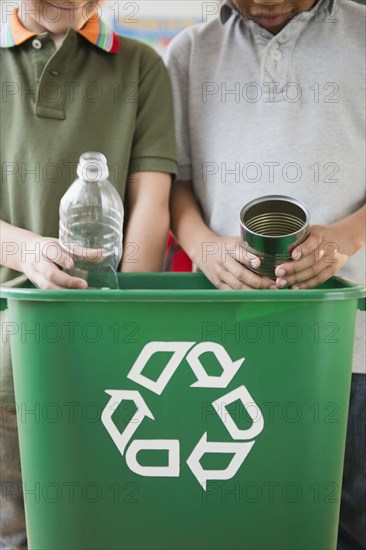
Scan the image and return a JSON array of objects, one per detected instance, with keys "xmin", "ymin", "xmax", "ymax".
[{"xmin": 0, "ymin": 8, "xmax": 119, "ymax": 53}]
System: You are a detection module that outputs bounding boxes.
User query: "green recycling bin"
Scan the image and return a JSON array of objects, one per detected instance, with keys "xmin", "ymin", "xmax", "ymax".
[{"xmin": 1, "ymin": 273, "xmax": 365, "ymax": 550}]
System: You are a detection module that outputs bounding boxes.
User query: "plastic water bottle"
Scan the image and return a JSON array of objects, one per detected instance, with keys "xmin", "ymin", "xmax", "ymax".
[{"xmin": 59, "ymin": 152, "xmax": 124, "ymax": 289}]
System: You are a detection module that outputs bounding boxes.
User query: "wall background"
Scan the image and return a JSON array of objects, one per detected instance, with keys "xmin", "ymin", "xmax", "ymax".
[
  {"xmin": 102, "ymin": 1, "xmax": 222, "ymax": 54},
  {"xmin": 0, "ymin": 1, "xmax": 222, "ymax": 55}
]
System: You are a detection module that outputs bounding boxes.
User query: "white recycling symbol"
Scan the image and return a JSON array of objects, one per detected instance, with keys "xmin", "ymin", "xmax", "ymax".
[
  {"xmin": 187, "ymin": 342, "xmax": 244, "ymax": 388},
  {"xmin": 101, "ymin": 342, "xmax": 264, "ymax": 490}
]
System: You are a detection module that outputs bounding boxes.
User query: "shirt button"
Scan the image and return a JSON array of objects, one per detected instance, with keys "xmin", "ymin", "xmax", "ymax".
[
  {"xmin": 32, "ymin": 38, "xmax": 42, "ymax": 49},
  {"xmin": 270, "ymin": 49, "xmax": 282, "ymax": 61}
]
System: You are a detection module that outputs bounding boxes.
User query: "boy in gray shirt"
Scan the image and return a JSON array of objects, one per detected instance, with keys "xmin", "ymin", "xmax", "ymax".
[{"xmin": 166, "ymin": 0, "xmax": 365, "ymax": 547}]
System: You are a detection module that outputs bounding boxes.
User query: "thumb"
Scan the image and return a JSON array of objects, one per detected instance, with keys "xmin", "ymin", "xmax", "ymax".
[
  {"xmin": 42, "ymin": 238, "xmax": 74, "ymax": 270},
  {"xmin": 234, "ymin": 243, "xmax": 261, "ymax": 269}
]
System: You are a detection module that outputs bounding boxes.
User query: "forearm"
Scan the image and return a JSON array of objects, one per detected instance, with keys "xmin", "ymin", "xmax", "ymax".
[
  {"xmin": 121, "ymin": 172, "xmax": 171, "ymax": 272},
  {"xmin": 0, "ymin": 220, "xmax": 38, "ymax": 273},
  {"xmin": 121, "ymin": 205, "xmax": 169, "ymax": 272},
  {"xmin": 170, "ymin": 181, "xmax": 216, "ymax": 266},
  {"xmin": 332, "ymin": 203, "xmax": 366, "ymax": 256},
  {"xmin": 169, "ymin": 182, "xmax": 272, "ymax": 290}
]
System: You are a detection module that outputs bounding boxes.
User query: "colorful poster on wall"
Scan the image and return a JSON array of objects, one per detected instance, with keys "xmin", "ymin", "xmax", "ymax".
[
  {"xmin": 102, "ymin": 1, "xmax": 222, "ymax": 272},
  {"xmin": 102, "ymin": 1, "xmax": 221, "ymax": 53}
]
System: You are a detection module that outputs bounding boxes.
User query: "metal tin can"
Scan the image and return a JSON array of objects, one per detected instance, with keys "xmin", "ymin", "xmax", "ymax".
[{"xmin": 240, "ymin": 195, "xmax": 310, "ymax": 278}]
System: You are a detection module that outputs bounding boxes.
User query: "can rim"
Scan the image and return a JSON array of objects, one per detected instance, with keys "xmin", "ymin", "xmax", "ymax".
[{"xmin": 240, "ymin": 195, "xmax": 311, "ymax": 239}]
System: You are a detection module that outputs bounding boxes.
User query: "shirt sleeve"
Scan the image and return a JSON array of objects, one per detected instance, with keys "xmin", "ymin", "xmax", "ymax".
[
  {"xmin": 129, "ymin": 56, "xmax": 178, "ymax": 176},
  {"xmin": 165, "ymin": 34, "xmax": 192, "ymax": 182}
]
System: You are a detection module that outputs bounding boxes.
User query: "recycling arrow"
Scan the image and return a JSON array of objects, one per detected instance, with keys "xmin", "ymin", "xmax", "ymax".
[
  {"xmin": 127, "ymin": 341, "xmax": 195, "ymax": 395},
  {"xmin": 101, "ymin": 390, "xmax": 154, "ymax": 455},
  {"xmin": 126, "ymin": 440, "xmax": 180, "ymax": 477},
  {"xmin": 212, "ymin": 385, "xmax": 264, "ymax": 440},
  {"xmin": 102, "ymin": 341, "xmax": 264, "ymax": 490},
  {"xmin": 186, "ymin": 342, "xmax": 244, "ymax": 388},
  {"xmin": 186, "ymin": 432, "xmax": 255, "ymax": 490}
]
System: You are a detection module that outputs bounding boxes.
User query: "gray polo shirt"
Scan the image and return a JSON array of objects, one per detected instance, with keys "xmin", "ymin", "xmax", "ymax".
[{"xmin": 166, "ymin": 0, "xmax": 365, "ymax": 373}]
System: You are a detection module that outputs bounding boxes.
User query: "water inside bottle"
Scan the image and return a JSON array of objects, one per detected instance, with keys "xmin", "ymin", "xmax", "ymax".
[
  {"xmin": 59, "ymin": 152, "xmax": 124, "ymax": 289},
  {"xmin": 60, "ymin": 217, "xmax": 121, "ymax": 289}
]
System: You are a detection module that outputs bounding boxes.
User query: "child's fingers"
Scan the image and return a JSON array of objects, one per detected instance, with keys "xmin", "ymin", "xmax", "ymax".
[
  {"xmin": 291, "ymin": 235, "xmax": 322, "ymax": 261},
  {"xmin": 53, "ymin": 240, "xmax": 107, "ymax": 266},
  {"xmin": 56, "ymin": 272, "xmax": 88, "ymax": 289},
  {"xmin": 220, "ymin": 283, "xmax": 235, "ymax": 291},
  {"xmin": 275, "ymin": 249, "xmax": 328, "ymax": 288},
  {"xmin": 40, "ymin": 238, "xmax": 74, "ymax": 270},
  {"xmin": 291, "ymin": 266, "xmax": 334, "ymax": 290},
  {"xmin": 275, "ymin": 247, "xmax": 323, "ymax": 279},
  {"xmin": 220, "ymin": 267, "xmax": 252, "ymax": 290},
  {"xmin": 226, "ymin": 256, "xmax": 274, "ymax": 290},
  {"xmin": 67, "ymin": 245, "xmax": 107, "ymax": 264},
  {"xmin": 36, "ymin": 262, "xmax": 88, "ymax": 289},
  {"xmin": 31, "ymin": 272, "xmax": 65, "ymax": 290},
  {"xmin": 233, "ymin": 244, "xmax": 261, "ymax": 270},
  {"xmin": 52, "ymin": 250, "xmax": 74, "ymax": 271},
  {"xmin": 276, "ymin": 261, "xmax": 326, "ymax": 288}
]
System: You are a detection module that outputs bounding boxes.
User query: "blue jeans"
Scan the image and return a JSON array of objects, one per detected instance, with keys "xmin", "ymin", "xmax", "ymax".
[
  {"xmin": 337, "ymin": 373, "xmax": 366, "ymax": 550},
  {"xmin": 0, "ymin": 408, "xmax": 27, "ymax": 550}
]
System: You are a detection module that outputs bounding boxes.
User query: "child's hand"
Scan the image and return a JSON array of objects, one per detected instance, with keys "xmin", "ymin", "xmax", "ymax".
[
  {"xmin": 23, "ymin": 236, "xmax": 88, "ymax": 290},
  {"xmin": 196, "ymin": 236, "xmax": 275, "ymax": 290},
  {"xmin": 274, "ymin": 223, "xmax": 356, "ymax": 290}
]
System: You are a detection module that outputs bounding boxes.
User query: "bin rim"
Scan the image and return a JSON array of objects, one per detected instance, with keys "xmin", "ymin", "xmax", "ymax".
[{"xmin": 1, "ymin": 273, "xmax": 365, "ymax": 305}]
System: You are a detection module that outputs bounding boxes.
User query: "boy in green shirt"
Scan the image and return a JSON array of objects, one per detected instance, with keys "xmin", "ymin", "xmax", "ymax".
[{"xmin": 0, "ymin": 1, "xmax": 177, "ymax": 546}]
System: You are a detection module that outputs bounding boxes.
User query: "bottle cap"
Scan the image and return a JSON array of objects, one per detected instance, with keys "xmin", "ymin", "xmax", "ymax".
[{"xmin": 77, "ymin": 152, "xmax": 109, "ymax": 182}]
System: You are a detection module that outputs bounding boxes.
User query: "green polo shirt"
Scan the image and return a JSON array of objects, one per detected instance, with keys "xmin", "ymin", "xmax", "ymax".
[
  {"xmin": 0, "ymin": 12, "xmax": 177, "ymax": 286},
  {"xmin": 0, "ymin": 11, "xmax": 177, "ymax": 405}
]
